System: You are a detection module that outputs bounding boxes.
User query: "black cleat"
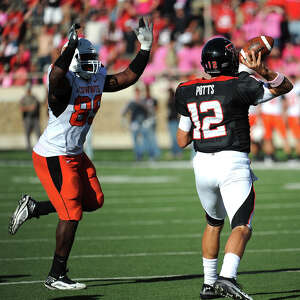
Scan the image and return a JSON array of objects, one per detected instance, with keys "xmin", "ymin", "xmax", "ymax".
[
  {"xmin": 214, "ymin": 276, "xmax": 253, "ymax": 300},
  {"xmin": 200, "ymin": 283, "xmax": 223, "ymax": 299},
  {"xmin": 9, "ymin": 194, "xmax": 37, "ymax": 235}
]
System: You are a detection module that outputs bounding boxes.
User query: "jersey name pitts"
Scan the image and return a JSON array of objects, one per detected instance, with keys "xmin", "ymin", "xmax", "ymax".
[{"xmin": 196, "ymin": 85, "xmax": 215, "ymax": 96}]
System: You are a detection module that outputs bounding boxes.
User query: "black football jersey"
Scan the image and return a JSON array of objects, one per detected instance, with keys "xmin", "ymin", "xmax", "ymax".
[{"xmin": 175, "ymin": 72, "xmax": 264, "ymax": 153}]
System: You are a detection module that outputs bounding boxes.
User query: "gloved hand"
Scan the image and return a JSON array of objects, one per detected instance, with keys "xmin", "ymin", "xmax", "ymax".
[
  {"xmin": 134, "ymin": 17, "xmax": 153, "ymax": 51},
  {"xmin": 68, "ymin": 23, "xmax": 80, "ymax": 48}
]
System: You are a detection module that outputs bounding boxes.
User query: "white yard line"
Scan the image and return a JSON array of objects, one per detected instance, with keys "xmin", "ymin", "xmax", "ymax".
[
  {"xmin": 1, "ymin": 229, "xmax": 300, "ymax": 244},
  {"xmin": 1, "ymin": 201, "xmax": 300, "ymax": 218},
  {"xmin": 1, "ymin": 248, "xmax": 300, "ymax": 263},
  {"xmin": 1, "ymin": 160, "xmax": 300, "ymax": 170}
]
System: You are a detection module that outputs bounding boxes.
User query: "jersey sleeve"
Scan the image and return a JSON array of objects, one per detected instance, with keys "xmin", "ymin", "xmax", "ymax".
[
  {"xmin": 175, "ymin": 86, "xmax": 189, "ymax": 116},
  {"xmin": 236, "ymin": 72, "xmax": 264, "ymax": 105}
]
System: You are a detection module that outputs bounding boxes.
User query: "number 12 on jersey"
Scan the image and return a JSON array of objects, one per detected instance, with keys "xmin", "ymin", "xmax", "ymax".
[{"xmin": 187, "ymin": 100, "xmax": 227, "ymax": 139}]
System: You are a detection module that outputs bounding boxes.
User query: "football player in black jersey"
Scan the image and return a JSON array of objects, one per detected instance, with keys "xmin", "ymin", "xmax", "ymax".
[{"xmin": 175, "ymin": 37, "xmax": 293, "ymax": 300}]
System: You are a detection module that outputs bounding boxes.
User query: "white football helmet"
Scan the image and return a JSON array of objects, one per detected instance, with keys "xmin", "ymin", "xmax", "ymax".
[{"xmin": 67, "ymin": 38, "xmax": 101, "ymax": 80}]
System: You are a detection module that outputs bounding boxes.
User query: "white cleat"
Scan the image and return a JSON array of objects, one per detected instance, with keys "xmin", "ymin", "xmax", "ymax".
[
  {"xmin": 9, "ymin": 194, "xmax": 36, "ymax": 235},
  {"xmin": 44, "ymin": 275, "xmax": 86, "ymax": 290}
]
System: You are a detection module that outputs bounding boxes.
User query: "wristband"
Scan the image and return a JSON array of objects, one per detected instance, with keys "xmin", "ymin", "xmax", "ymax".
[
  {"xmin": 129, "ymin": 50, "xmax": 150, "ymax": 75},
  {"xmin": 268, "ymin": 72, "xmax": 284, "ymax": 88}
]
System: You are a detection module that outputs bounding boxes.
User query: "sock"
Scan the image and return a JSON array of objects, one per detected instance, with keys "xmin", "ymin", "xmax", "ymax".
[
  {"xmin": 219, "ymin": 253, "xmax": 240, "ymax": 279},
  {"xmin": 33, "ymin": 201, "xmax": 56, "ymax": 217},
  {"xmin": 49, "ymin": 253, "xmax": 67, "ymax": 278},
  {"xmin": 203, "ymin": 257, "xmax": 218, "ymax": 285}
]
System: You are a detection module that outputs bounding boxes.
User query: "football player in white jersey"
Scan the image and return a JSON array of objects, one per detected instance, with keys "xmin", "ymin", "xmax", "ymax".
[
  {"xmin": 8, "ymin": 19, "xmax": 153, "ymax": 290},
  {"xmin": 175, "ymin": 38, "xmax": 293, "ymax": 300}
]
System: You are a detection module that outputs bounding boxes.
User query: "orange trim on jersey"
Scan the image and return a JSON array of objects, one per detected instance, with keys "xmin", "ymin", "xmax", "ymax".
[{"xmin": 179, "ymin": 75, "xmax": 238, "ymax": 87}]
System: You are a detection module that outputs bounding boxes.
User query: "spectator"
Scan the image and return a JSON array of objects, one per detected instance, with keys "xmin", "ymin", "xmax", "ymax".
[
  {"xmin": 283, "ymin": 74, "xmax": 300, "ymax": 159},
  {"xmin": 121, "ymin": 87, "xmax": 149, "ymax": 161},
  {"xmin": 262, "ymin": 4, "xmax": 284, "ymax": 48},
  {"xmin": 166, "ymin": 87, "xmax": 182, "ymax": 158},
  {"xmin": 211, "ymin": 0, "xmax": 236, "ymax": 39},
  {"xmin": 261, "ymin": 97, "xmax": 291, "ymax": 163},
  {"xmin": 85, "ymin": 9, "xmax": 109, "ymax": 52},
  {"xmin": 143, "ymin": 84, "xmax": 160, "ymax": 159},
  {"xmin": 36, "ymin": 25, "xmax": 53, "ymax": 72},
  {"xmin": 19, "ymin": 82, "xmax": 41, "ymax": 151},
  {"xmin": 134, "ymin": 0, "xmax": 159, "ymax": 16},
  {"xmin": 284, "ymin": 0, "xmax": 300, "ymax": 44},
  {"xmin": 43, "ymin": 0, "xmax": 63, "ymax": 26},
  {"xmin": 249, "ymin": 105, "xmax": 264, "ymax": 161}
]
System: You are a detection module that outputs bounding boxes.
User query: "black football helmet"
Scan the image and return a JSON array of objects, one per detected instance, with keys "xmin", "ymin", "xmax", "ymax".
[{"xmin": 201, "ymin": 37, "xmax": 239, "ymax": 76}]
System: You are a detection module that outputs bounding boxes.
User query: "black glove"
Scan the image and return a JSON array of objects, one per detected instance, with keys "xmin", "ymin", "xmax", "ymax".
[{"xmin": 68, "ymin": 23, "xmax": 80, "ymax": 48}]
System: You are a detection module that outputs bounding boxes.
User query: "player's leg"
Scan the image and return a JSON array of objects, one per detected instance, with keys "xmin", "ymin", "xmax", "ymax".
[
  {"xmin": 275, "ymin": 116, "xmax": 291, "ymax": 159},
  {"xmin": 8, "ymin": 152, "xmax": 57, "ymax": 235},
  {"xmin": 193, "ymin": 153, "xmax": 225, "ymax": 299},
  {"xmin": 214, "ymin": 164, "xmax": 255, "ymax": 300},
  {"xmin": 131, "ymin": 122, "xmax": 143, "ymax": 160},
  {"xmin": 201, "ymin": 216, "xmax": 224, "ymax": 299},
  {"xmin": 288, "ymin": 117, "xmax": 300, "ymax": 158},
  {"xmin": 23, "ymin": 117, "xmax": 32, "ymax": 151},
  {"xmin": 261, "ymin": 114, "xmax": 275, "ymax": 162},
  {"xmin": 33, "ymin": 153, "xmax": 86, "ymax": 289},
  {"xmin": 80, "ymin": 152, "xmax": 104, "ymax": 212}
]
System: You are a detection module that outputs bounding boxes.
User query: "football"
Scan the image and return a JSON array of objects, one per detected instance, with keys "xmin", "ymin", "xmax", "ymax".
[{"xmin": 239, "ymin": 35, "xmax": 274, "ymax": 62}]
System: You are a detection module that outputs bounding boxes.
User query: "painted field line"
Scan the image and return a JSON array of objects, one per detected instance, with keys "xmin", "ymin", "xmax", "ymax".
[
  {"xmin": 1, "ymin": 268, "xmax": 300, "ymax": 287},
  {"xmin": 1, "ymin": 214, "xmax": 298, "ymax": 229},
  {"xmin": 2, "ymin": 229, "xmax": 300, "ymax": 244},
  {"xmin": 1, "ymin": 201, "xmax": 300, "ymax": 218},
  {"xmin": 1, "ymin": 159, "xmax": 300, "ymax": 170},
  {"xmin": 1, "ymin": 248, "xmax": 300, "ymax": 262},
  {"xmin": 0, "ymin": 273, "xmax": 195, "ymax": 286}
]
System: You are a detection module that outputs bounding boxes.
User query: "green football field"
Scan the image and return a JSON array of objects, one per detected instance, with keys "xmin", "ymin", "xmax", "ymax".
[{"xmin": 0, "ymin": 150, "xmax": 299, "ymax": 300}]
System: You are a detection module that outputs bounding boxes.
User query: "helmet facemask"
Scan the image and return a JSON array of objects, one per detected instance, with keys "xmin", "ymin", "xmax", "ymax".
[{"xmin": 69, "ymin": 38, "xmax": 101, "ymax": 80}]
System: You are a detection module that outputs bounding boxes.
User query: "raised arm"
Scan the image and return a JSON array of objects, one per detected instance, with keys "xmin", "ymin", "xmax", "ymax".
[
  {"xmin": 103, "ymin": 17, "xmax": 153, "ymax": 92},
  {"xmin": 240, "ymin": 51, "xmax": 293, "ymax": 97},
  {"xmin": 48, "ymin": 24, "xmax": 79, "ymax": 110}
]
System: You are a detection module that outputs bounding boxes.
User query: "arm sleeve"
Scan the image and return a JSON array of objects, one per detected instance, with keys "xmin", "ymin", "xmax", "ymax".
[
  {"xmin": 178, "ymin": 115, "xmax": 192, "ymax": 132},
  {"xmin": 174, "ymin": 86, "xmax": 189, "ymax": 116},
  {"xmin": 236, "ymin": 72, "xmax": 265, "ymax": 105}
]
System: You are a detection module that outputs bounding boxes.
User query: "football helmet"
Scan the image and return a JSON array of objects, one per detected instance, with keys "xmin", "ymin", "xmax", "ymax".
[
  {"xmin": 67, "ymin": 38, "xmax": 101, "ymax": 80},
  {"xmin": 201, "ymin": 37, "xmax": 239, "ymax": 76}
]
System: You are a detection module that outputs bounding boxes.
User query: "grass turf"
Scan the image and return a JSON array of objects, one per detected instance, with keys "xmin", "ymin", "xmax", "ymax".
[{"xmin": 0, "ymin": 150, "xmax": 300, "ymax": 300}]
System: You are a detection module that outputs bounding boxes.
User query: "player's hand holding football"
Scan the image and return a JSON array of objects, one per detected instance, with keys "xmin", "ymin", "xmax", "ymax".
[
  {"xmin": 240, "ymin": 50, "xmax": 270, "ymax": 78},
  {"xmin": 134, "ymin": 17, "xmax": 153, "ymax": 51},
  {"xmin": 68, "ymin": 23, "xmax": 80, "ymax": 48}
]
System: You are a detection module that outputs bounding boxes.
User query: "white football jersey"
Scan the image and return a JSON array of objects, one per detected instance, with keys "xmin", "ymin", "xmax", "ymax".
[
  {"xmin": 34, "ymin": 66, "xmax": 107, "ymax": 156},
  {"xmin": 286, "ymin": 82, "xmax": 300, "ymax": 117}
]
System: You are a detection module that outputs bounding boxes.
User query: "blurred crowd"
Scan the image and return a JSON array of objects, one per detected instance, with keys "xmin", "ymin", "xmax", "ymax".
[
  {"xmin": 1, "ymin": 0, "xmax": 300, "ymax": 161},
  {"xmin": 0, "ymin": 0, "xmax": 300, "ymax": 87}
]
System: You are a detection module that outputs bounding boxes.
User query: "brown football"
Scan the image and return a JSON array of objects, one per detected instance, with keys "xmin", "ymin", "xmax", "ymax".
[{"xmin": 239, "ymin": 35, "xmax": 274, "ymax": 62}]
